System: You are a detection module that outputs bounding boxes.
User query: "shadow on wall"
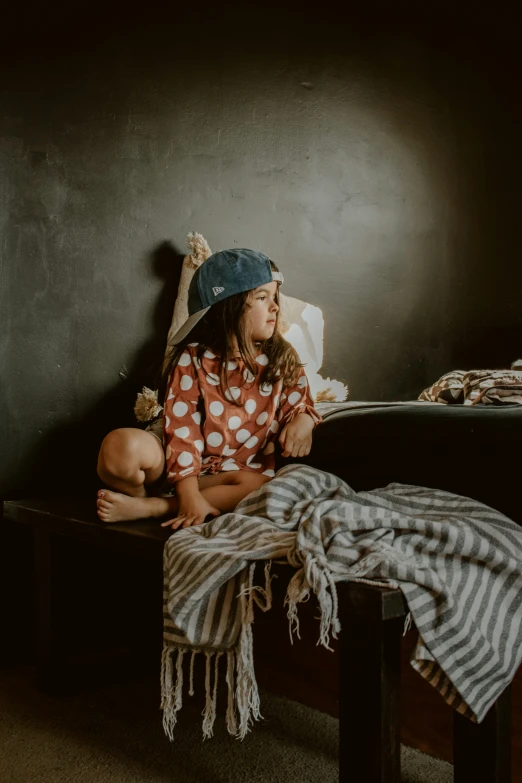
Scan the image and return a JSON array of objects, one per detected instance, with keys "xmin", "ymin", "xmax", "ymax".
[{"xmin": 14, "ymin": 242, "xmax": 184, "ymax": 502}]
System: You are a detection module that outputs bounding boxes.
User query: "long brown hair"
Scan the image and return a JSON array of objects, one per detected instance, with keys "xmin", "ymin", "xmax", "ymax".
[{"xmin": 162, "ymin": 261, "xmax": 302, "ymax": 404}]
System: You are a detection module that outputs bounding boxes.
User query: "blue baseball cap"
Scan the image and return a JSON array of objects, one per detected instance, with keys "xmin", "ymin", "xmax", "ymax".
[{"xmin": 171, "ymin": 248, "xmax": 284, "ymax": 345}]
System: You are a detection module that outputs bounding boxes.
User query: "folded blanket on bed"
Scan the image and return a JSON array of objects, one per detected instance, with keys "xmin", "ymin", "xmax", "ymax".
[
  {"xmin": 161, "ymin": 464, "xmax": 522, "ymax": 739},
  {"xmin": 420, "ymin": 369, "xmax": 522, "ymax": 405}
]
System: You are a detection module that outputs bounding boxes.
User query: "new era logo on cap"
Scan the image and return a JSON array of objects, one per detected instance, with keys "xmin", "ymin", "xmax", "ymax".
[{"xmin": 212, "ymin": 286, "xmax": 225, "ymax": 296}]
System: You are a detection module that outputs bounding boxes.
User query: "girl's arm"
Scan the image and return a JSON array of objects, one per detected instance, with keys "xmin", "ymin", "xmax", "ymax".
[
  {"xmin": 278, "ymin": 367, "xmax": 322, "ymax": 429},
  {"xmin": 163, "ymin": 347, "xmax": 205, "ymax": 483},
  {"xmin": 277, "ymin": 367, "xmax": 322, "ymax": 458},
  {"xmin": 167, "ymin": 475, "xmax": 220, "ymax": 529}
]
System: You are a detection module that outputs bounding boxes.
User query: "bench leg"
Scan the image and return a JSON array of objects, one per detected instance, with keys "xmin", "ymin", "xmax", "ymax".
[
  {"xmin": 34, "ymin": 529, "xmax": 70, "ymax": 694},
  {"xmin": 454, "ymin": 685, "xmax": 511, "ymax": 783},
  {"xmin": 339, "ymin": 613, "xmax": 404, "ymax": 783}
]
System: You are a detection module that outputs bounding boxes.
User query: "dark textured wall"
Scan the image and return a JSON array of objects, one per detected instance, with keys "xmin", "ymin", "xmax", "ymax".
[{"xmin": 1, "ymin": 5, "xmax": 521, "ymax": 497}]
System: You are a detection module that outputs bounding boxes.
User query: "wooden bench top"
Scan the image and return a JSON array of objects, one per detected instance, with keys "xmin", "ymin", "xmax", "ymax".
[
  {"xmin": 3, "ymin": 498, "xmax": 407, "ymax": 620},
  {"xmin": 3, "ymin": 498, "xmax": 169, "ymax": 551}
]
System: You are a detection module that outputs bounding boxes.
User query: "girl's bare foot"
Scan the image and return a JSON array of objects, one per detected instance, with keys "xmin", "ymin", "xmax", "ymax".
[{"xmin": 96, "ymin": 490, "xmax": 171, "ymax": 523}]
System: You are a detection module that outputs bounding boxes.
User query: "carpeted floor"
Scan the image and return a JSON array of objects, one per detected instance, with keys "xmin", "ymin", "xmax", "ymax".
[{"xmin": 0, "ymin": 666, "xmax": 453, "ymax": 783}]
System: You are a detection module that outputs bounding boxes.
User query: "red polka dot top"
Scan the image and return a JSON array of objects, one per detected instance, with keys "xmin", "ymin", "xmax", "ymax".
[{"xmin": 163, "ymin": 343, "xmax": 321, "ymax": 483}]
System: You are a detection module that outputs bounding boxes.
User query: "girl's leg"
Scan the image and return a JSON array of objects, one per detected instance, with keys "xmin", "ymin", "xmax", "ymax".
[
  {"xmin": 96, "ymin": 428, "xmax": 178, "ymax": 522},
  {"xmin": 161, "ymin": 471, "xmax": 271, "ymax": 529},
  {"xmin": 198, "ymin": 471, "xmax": 271, "ymax": 512},
  {"xmin": 97, "ymin": 428, "xmax": 270, "ymax": 524},
  {"xmin": 97, "ymin": 428, "xmax": 166, "ymax": 496}
]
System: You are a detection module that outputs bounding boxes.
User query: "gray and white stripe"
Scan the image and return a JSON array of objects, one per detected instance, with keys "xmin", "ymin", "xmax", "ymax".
[{"xmin": 162, "ymin": 463, "xmax": 522, "ymax": 738}]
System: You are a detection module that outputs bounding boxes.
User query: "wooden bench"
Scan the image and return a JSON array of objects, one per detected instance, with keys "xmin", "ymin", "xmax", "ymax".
[{"xmin": 3, "ymin": 497, "xmax": 512, "ymax": 783}]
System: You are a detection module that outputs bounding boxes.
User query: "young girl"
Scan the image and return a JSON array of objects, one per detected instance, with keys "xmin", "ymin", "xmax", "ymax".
[{"xmin": 96, "ymin": 248, "xmax": 322, "ymax": 529}]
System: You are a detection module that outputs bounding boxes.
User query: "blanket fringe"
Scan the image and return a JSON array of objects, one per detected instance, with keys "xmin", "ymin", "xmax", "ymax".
[
  {"xmin": 226, "ymin": 649, "xmax": 238, "ymax": 736},
  {"xmin": 161, "ymin": 560, "xmax": 407, "ymax": 741},
  {"xmin": 161, "ymin": 644, "xmax": 178, "ymax": 741},
  {"xmin": 236, "ymin": 559, "xmax": 274, "ymax": 612},
  {"xmin": 161, "ymin": 644, "xmax": 225, "ymax": 741},
  {"xmin": 285, "ymin": 569, "xmax": 307, "ymax": 643},
  {"xmin": 189, "ymin": 649, "xmax": 196, "ymax": 696},
  {"xmin": 235, "ymin": 563, "xmax": 262, "ymax": 739},
  {"xmin": 161, "ymin": 562, "xmax": 265, "ymax": 741},
  {"xmin": 285, "ymin": 558, "xmax": 341, "ymax": 651},
  {"xmin": 202, "ymin": 650, "xmax": 223, "ymax": 738}
]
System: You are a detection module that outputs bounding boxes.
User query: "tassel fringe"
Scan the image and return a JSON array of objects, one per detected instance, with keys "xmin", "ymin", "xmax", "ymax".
[
  {"xmin": 162, "ymin": 557, "xmax": 404, "ymax": 742},
  {"xmin": 161, "ymin": 563, "xmax": 267, "ymax": 742}
]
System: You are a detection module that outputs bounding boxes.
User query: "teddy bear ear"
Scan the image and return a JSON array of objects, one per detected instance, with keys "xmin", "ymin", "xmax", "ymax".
[
  {"xmin": 511, "ymin": 359, "xmax": 522, "ymax": 370},
  {"xmin": 186, "ymin": 232, "xmax": 212, "ymax": 268}
]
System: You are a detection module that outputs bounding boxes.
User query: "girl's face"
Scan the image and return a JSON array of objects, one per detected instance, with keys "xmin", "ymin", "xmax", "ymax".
[{"xmin": 245, "ymin": 281, "xmax": 279, "ymax": 342}]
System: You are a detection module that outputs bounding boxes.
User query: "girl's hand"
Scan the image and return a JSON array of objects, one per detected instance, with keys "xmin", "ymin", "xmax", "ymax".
[
  {"xmin": 279, "ymin": 412, "xmax": 315, "ymax": 458},
  {"xmin": 160, "ymin": 494, "xmax": 220, "ymax": 530}
]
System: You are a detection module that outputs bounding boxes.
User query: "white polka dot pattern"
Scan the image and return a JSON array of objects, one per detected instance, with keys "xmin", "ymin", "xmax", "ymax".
[
  {"xmin": 180, "ymin": 375, "xmax": 193, "ymax": 391},
  {"xmin": 207, "ymin": 432, "xmax": 223, "ymax": 447},
  {"xmin": 245, "ymin": 399, "xmax": 256, "ymax": 414},
  {"xmin": 173, "ymin": 401, "xmax": 188, "ymax": 417},
  {"xmin": 162, "ymin": 344, "xmax": 320, "ymax": 483},
  {"xmin": 209, "ymin": 401, "xmax": 224, "ymax": 416},
  {"xmin": 221, "ymin": 459, "xmax": 239, "ymax": 471},
  {"xmin": 246, "ymin": 454, "xmax": 262, "ymax": 469},
  {"xmin": 225, "ymin": 386, "xmax": 241, "ymax": 401}
]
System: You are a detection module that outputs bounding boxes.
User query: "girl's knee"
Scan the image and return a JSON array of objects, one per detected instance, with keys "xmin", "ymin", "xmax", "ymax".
[{"xmin": 98, "ymin": 428, "xmax": 144, "ymax": 475}]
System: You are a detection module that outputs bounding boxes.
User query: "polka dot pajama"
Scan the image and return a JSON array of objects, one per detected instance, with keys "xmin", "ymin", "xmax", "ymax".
[{"xmin": 163, "ymin": 343, "xmax": 321, "ymax": 484}]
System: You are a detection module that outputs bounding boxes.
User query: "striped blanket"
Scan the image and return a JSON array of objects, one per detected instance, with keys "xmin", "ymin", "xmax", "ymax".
[{"xmin": 161, "ymin": 464, "xmax": 522, "ymax": 739}]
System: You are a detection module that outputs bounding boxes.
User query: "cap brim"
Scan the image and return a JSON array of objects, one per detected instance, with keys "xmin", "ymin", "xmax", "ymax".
[{"xmin": 168, "ymin": 307, "xmax": 211, "ymax": 346}]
